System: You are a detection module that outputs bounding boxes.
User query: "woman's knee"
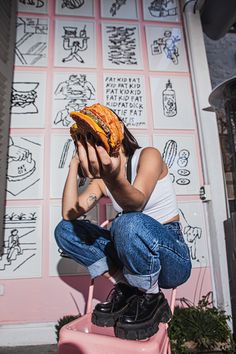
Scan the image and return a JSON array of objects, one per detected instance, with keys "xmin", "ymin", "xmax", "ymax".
[
  {"xmin": 54, "ymin": 219, "xmax": 73, "ymax": 248},
  {"xmin": 111, "ymin": 212, "xmax": 144, "ymax": 254}
]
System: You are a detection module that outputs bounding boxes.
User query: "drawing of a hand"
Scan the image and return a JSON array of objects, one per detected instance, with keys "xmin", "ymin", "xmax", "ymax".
[{"xmin": 8, "ymin": 144, "xmax": 30, "ymax": 161}]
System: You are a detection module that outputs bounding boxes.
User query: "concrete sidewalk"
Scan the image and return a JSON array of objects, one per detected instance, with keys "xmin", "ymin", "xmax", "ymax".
[{"xmin": 0, "ymin": 345, "xmax": 57, "ymax": 354}]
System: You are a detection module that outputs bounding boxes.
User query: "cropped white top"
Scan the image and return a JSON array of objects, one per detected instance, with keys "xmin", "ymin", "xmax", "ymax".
[{"xmin": 105, "ymin": 147, "xmax": 179, "ymax": 224}]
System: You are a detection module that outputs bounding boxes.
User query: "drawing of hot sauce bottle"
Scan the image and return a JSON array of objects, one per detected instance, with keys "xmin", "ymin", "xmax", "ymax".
[{"xmin": 162, "ymin": 79, "xmax": 177, "ymax": 117}]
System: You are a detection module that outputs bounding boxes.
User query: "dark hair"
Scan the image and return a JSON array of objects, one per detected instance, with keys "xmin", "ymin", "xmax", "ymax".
[{"xmin": 111, "ymin": 110, "xmax": 141, "ymax": 157}]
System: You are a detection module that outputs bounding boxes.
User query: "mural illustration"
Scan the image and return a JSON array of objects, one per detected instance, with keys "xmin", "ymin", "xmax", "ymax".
[
  {"xmin": 17, "ymin": 0, "xmax": 48, "ymax": 14},
  {"xmin": 10, "ymin": 71, "xmax": 46, "ymax": 128},
  {"xmin": 162, "ymin": 79, "xmax": 177, "ymax": 117},
  {"xmin": 11, "ymin": 82, "xmax": 39, "ymax": 114},
  {"xmin": 150, "ymin": 76, "xmax": 195, "ymax": 129},
  {"xmin": 145, "ymin": 26, "xmax": 187, "ymax": 71},
  {"xmin": 104, "ymin": 74, "xmax": 146, "ymax": 128},
  {"xmin": 55, "ymin": 0, "xmax": 94, "ymax": 16},
  {"xmin": 102, "ymin": 23, "xmax": 142, "ymax": 69},
  {"xmin": 178, "ymin": 201, "xmax": 209, "ymax": 268},
  {"xmin": 153, "ymin": 134, "xmax": 200, "ymax": 195},
  {"xmin": 54, "ymin": 19, "xmax": 96, "ymax": 68},
  {"xmin": 15, "ymin": 16, "xmax": 48, "ymax": 66},
  {"xmin": 52, "ymin": 72, "xmax": 96, "ymax": 127},
  {"xmin": 110, "ymin": 0, "xmax": 127, "ymax": 16},
  {"xmin": 50, "ymin": 135, "xmax": 76, "ymax": 198},
  {"xmin": 0, "ymin": 206, "xmax": 42, "ymax": 279},
  {"xmin": 61, "ymin": 0, "xmax": 85, "ymax": 9},
  {"xmin": 148, "ymin": 0, "xmax": 177, "ymax": 17},
  {"xmin": 143, "ymin": 0, "xmax": 179, "ymax": 21},
  {"xmin": 6, "ymin": 135, "xmax": 44, "ymax": 199},
  {"xmin": 151, "ymin": 30, "xmax": 180, "ymax": 65},
  {"xmin": 162, "ymin": 139, "xmax": 190, "ymax": 185},
  {"xmin": 180, "ymin": 208, "xmax": 202, "ymax": 261},
  {"xmin": 62, "ymin": 26, "xmax": 89, "ymax": 64},
  {"xmin": 100, "ymin": 0, "xmax": 138, "ymax": 19}
]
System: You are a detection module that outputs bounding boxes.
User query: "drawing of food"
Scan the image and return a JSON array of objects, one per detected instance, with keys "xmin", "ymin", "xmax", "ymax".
[
  {"xmin": 7, "ymin": 154, "xmax": 36, "ymax": 182},
  {"xmin": 162, "ymin": 139, "xmax": 177, "ymax": 168},
  {"xmin": 61, "ymin": 0, "xmax": 84, "ymax": 9},
  {"xmin": 6, "ymin": 136, "xmax": 41, "ymax": 197},
  {"xmin": 11, "ymin": 82, "xmax": 39, "ymax": 114},
  {"xmin": 7, "ymin": 138, "xmax": 36, "ymax": 182}
]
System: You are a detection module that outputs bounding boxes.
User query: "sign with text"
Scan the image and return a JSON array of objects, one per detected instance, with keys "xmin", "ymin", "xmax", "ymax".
[{"xmin": 103, "ymin": 74, "xmax": 147, "ymax": 128}]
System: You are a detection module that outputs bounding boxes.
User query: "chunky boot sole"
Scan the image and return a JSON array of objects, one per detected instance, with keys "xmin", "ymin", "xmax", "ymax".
[
  {"xmin": 92, "ymin": 304, "xmax": 130, "ymax": 327},
  {"xmin": 114, "ymin": 299, "xmax": 172, "ymax": 340}
]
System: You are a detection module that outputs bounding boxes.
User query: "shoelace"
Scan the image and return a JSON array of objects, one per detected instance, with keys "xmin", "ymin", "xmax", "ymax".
[
  {"xmin": 105, "ymin": 287, "xmax": 123, "ymax": 311},
  {"xmin": 105, "ymin": 286, "xmax": 139, "ymax": 312},
  {"xmin": 128, "ymin": 294, "xmax": 146, "ymax": 321}
]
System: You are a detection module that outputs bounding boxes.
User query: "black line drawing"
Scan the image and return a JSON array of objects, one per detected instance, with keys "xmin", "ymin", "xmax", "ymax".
[
  {"xmin": 15, "ymin": 17, "xmax": 48, "ymax": 66},
  {"xmin": 162, "ymin": 79, "xmax": 177, "ymax": 117},
  {"xmin": 151, "ymin": 30, "xmax": 180, "ymax": 65},
  {"xmin": 176, "ymin": 148, "xmax": 190, "ymax": 185},
  {"xmin": 62, "ymin": 26, "xmax": 89, "ymax": 64},
  {"xmin": 110, "ymin": 0, "xmax": 127, "ymax": 16},
  {"xmin": 19, "ymin": 0, "xmax": 46, "ymax": 9},
  {"xmin": 6, "ymin": 137, "xmax": 40, "ymax": 196},
  {"xmin": 59, "ymin": 139, "xmax": 73, "ymax": 168},
  {"xmin": 176, "ymin": 177, "xmax": 190, "ymax": 185},
  {"xmin": 54, "ymin": 74, "xmax": 95, "ymax": 127},
  {"xmin": 106, "ymin": 25, "xmax": 138, "ymax": 65},
  {"xmin": 55, "ymin": 74, "xmax": 95, "ymax": 100},
  {"xmin": 61, "ymin": 0, "xmax": 85, "ymax": 9},
  {"xmin": 162, "ymin": 140, "xmax": 192, "ymax": 186},
  {"xmin": 54, "ymin": 100, "xmax": 80, "ymax": 127},
  {"xmin": 148, "ymin": 0, "xmax": 177, "ymax": 18},
  {"xmin": 104, "ymin": 75, "xmax": 145, "ymax": 127},
  {"xmin": 170, "ymin": 173, "xmax": 175, "ymax": 183},
  {"xmin": 177, "ymin": 148, "xmax": 190, "ymax": 167},
  {"xmin": 177, "ymin": 169, "xmax": 190, "ymax": 176},
  {"xmin": 0, "ymin": 211, "xmax": 38, "ymax": 273},
  {"xmin": 179, "ymin": 208, "xmax": 202, "ymax": 261},
  {"xmin": 10, "ymin": 82, "xmax": 39, "ymax": 114},
  {"xmin": 162, "ymin": 139, "xmax": 177, "ymax": 168}
]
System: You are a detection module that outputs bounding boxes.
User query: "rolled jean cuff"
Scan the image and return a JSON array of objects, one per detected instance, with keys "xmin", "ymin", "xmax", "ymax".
[
  {"xmin": 123, "ymin": 267, "xmax": 160, "ymax": 291},
  {"xmin": 88, "ymin": 257, "xmax": 109, "ymax": 278}
]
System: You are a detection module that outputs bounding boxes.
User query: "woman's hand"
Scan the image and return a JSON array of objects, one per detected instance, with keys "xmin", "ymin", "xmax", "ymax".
[{"xmin": 76, "ymin": 138, "xmax": 123, "ymax": 181}]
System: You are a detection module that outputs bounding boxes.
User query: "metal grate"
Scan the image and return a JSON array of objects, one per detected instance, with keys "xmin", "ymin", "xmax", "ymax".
[
  {"xmin": 0, "ymin": 0, "xmax": 17, "ymax": 254},
  {"xmin": 0, "ymin": 1, "xmax": 12, "ymax": 63}
]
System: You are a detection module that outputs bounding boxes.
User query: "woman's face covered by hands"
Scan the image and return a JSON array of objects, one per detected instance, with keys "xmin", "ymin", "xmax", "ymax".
[{"xmin": 75, "ymin": 135, "xmax": 125, "ymax": 182}]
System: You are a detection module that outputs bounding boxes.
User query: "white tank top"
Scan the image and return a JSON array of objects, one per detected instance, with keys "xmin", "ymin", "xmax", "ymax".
[{"xmin": 105, "ymin": 147, "xmax": 179, "ymax": 224}]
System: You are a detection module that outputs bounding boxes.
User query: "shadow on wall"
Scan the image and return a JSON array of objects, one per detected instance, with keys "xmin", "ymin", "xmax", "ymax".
[{"xmin": 57, "ymin": 257, "xmax": 113, "ymax": 308}]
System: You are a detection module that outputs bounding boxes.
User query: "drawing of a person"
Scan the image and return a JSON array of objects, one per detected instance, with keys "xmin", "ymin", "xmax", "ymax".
[
  {"xmin": 161, "ymin": 30, "xmax": 180, "ymax": 64},
  {"xmin": 54, "ymin": 74, "xmax": 95, "ymax": 101},
  {"xmin": 62, "ymin": 26, "xmax": 89, "ymax": 64},
  {"xmin": 153, "ymin": 30, "xmax": 180, "ymax": 64},
  {"xmin": 54, "ymin": 74, "xmax": 79, "ymax": 98},
  {"xmin": 54, "ymin": 100, "xmax": 80, "ymax": 126},
  {"xmin": 7, "ymin": 229, "xmax": 22, "ymax": 261},
  {"xmin": 76, "ymin": 74, "xmax": 95, "ymax": 100}
]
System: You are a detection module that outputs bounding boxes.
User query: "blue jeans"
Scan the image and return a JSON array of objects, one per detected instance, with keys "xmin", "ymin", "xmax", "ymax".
[{"xmin": 54, "ymin": 212, "xmax": 192, "ymax": 290}]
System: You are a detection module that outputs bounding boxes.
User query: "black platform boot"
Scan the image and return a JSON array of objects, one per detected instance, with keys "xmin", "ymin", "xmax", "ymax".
[
  {"xmin": 91, "ymin": 283, "xmax": 141, "ymax": 327},
  {"xmin": 114, "ymin": 291, "xmax": 172, "ymax": 340}
]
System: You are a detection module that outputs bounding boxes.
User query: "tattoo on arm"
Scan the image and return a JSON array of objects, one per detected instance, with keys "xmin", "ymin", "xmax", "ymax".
[{"xmin": 87, "ymin": 194, "xmax": 97, "ymax": 207}]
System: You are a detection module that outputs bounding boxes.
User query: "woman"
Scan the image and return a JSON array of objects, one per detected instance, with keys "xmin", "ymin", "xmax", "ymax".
[{"xmin": 54, "ymin": 105, "xmax": 192, "ymax": 340}]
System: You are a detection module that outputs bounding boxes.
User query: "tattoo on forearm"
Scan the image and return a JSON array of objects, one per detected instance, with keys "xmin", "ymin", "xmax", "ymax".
[{"xmin": 87, "ymin": 194, "xmax": 97, "ymax": 206}]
